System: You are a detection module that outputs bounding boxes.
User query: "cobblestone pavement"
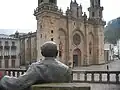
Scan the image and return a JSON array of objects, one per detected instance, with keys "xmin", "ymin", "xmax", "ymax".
[{"xmin": 72, "ymin": 60, "xmax": 120, "ymax": 90}]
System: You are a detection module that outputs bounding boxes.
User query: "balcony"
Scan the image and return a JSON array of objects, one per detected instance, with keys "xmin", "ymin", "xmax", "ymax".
[
  {"xmin": 11, "ymin": 46, "xmax": 17, "ymax": 50},
  {"xmin": 4, "ymin": 55, "xmax": 10, "ymax": 59},
  {"xmin": 11, "ymin": 55, "xmax": 16, "ymax": 59},
  {"xmin": 4, "ymin": 46, "xmax": 10, "ymax": 50}
]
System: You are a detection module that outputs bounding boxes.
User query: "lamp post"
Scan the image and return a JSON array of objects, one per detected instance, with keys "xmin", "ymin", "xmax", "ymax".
[{"xmin": 118, "ymin": 40, "xmax": 120, "ymax": 59}]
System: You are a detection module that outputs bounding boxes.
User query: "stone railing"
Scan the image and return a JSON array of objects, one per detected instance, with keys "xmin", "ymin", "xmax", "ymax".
[
  {"xmin": 0, "ymin": 68, "xmax": 26, "ymax": 77},
  {"xmin": 0, "ymin": 68, "xmax": 120, "ymax": 84},
  {"xmin": 72, "ymin": 70, "xmax": 120, "ymax": 84}
]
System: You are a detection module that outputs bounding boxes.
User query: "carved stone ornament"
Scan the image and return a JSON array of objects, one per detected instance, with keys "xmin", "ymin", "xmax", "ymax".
[{"xmin": 73, "ymin": 33, "xmax": 81, "ymax": 45}]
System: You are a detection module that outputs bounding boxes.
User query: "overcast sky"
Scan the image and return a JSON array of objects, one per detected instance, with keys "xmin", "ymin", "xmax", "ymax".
[{"xmin": 0, "ymin": 0, "xmax": 120, "ymax": 34}]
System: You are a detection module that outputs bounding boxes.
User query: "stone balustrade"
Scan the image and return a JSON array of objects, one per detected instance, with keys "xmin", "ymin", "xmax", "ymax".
[
  {"xmin": 0, "ymin": 68, "xmax": 120, "ymax": 84},
  {"xmin": 72, "ymin": 70, "xmax": 120, "ymax": 84}
]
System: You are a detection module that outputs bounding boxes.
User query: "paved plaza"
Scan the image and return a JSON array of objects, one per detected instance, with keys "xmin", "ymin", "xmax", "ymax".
[{"xmin": 73, "ymin": 60, "xmax": 120, "ymax": 71}]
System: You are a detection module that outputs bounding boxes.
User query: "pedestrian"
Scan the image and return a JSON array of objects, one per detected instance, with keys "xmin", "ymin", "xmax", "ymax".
[{"xmin": 107, "ymin": 64, "xmax": 109, "ymax": 70}]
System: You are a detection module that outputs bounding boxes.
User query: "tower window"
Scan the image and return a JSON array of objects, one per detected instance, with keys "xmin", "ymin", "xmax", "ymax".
[
  {"xmin": 91, "ymin": 0, "xmax": 94, "ymax": 7},
  {"xmin": 40, "ymin": 0, "xmax": 43, "ymax": 3},
  {"xmin": 38, "ymin": 0, "xmax": 43, "ymax": 5},
  {"xmin": 51, "ymin": 38, "xmax": 53, "ymax": 41},
  {"xmin": 51, "ymin": 30, "xmax": 53, "ymax": 33},
  {"xmin": 41, "ymin": 34, "xmax": 42, "ymax": 38},
  {"xmin": 49, "ymin": 0, "xmax": 56, "ymax": 4},
  {"xmin": 98, "ymin": 0, "xmax": 100, "ymax": 6},
  {"xmin": 92, "ymin": 12, "xmax": 95, "ymax": 17},
  {"xmin": 99, "ymin": 11, "xmax": 101, "ymax": 17}
]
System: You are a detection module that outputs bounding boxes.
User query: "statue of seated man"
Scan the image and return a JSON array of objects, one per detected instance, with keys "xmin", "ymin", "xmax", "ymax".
[{"xmin": 0, "ymin": 41, "xmax": 71, "ymax": 90}]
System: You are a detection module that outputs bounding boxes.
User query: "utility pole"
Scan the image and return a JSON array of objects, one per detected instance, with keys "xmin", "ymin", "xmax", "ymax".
[{"xmin": 118, "ymin": 40, "xmax": 120, "ymax": 59}]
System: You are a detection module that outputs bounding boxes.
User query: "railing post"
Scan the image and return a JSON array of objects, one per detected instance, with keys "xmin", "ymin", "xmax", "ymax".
[
  {"xmin": 77, "ymin": 72, "xmax": 80, "ymax": 80},
  {"xmin": 99, "ymin": 73, "xmax": 102, "ymax": 83},
  {"xmin": 107, "ymin": 72, "xmax": 110, "ymax": 83},
  {"xmin": 84, "ymin": 72, "xmax": 87, "ymax": 81},
  {"xmin": 91, "ymin": 72, "xmax": 94, "ymax": 82},
  {"xmin": 116, "ymin": 73, "xmax": 119, "ymax": 84}
]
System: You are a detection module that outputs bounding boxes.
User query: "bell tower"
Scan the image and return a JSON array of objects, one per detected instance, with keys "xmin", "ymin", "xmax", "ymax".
[
  {"xmin": 88, "ymin": 0, "xmax": 103, "ymax": 19},
  {"xmin": 38, "ymin": 0, "xmax": 57, "ymax": 6},
  {"xmin": 34, "ymin": 0, "xmax": 62, "ymax": 60}
]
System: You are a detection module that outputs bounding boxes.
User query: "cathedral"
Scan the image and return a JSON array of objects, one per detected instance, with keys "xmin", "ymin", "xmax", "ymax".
[{"xmin": 34, "ymin": 0, "xmax": 106, "ymax": 67}]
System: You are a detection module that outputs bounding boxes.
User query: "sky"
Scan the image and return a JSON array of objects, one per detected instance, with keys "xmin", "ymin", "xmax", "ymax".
[{"xmin": 0, "ymin": 0, "xmax": 120, "ymax": 34}]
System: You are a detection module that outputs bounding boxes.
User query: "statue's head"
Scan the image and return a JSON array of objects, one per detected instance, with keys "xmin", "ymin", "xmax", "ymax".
[{"xmin": 41, "ymin": 41, "xmax": 58, "ymax": 57}]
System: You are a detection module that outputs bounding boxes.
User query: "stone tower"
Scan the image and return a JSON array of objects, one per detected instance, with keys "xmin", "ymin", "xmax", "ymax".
[
  {"xmin": 88, "ymin": 0, "xmax": 103, "ymax": 19},
  {"xmin": 34, "ymin": 0, "xmax": 106, "ymax": 67},
  {"xmin": 34, "ymin": 0, "xmax": 63, "ymax": 60},
  {"xmin": 88, "ymin": 0, "xmax": 106, "ymax": 64}
]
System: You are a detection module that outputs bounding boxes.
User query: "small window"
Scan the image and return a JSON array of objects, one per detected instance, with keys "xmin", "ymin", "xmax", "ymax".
[
  {"xmin": 49, "ymin": 0, "xmax": 56, "ymax": 4},
  {"xmin": 51, "ymin": 30, "xmax": 53, "ymax": 33},
  {"xmin": 51, "ymin": 38, "xmax": 53, "ymax": 41},
  {"xmin": 98, "ymin": 0, "xmax": 100, "ymax": 6},
  {"xmin": 91, "ymin": 0, "xmax": 94, "ymax": 7},
  {"xmin": 5, "ymin": 41, "xmax": 8, "ymax": 46},
  {"xmin": 41, "ymin": 34, "xmax": 42, "ymax": 38},
  {"xmin": 74, "ymin": 22, "xmax": 76, "ymax": 25},
  {"xmin": 92, "ymin": 12, "xmax": 94, "ymax": 17},
  {"xmin": 40, "ymin": 25, "xmax": 42, "ymax": 28},
  {"xmin": 12, "ymin": 42, "xmax": 15, "ymax": 46}
]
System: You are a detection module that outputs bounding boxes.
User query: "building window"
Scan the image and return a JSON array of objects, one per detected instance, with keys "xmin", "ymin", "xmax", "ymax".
[
  {"xmin": 92, "ymin": 12, "xmax": 95, "ymax": 17},
  {"xmin": 51, "ymin": 38, "xmax": 53, "ymax": 41},
  {"xmin": 5, "ymin": 41, "xmax": 8, "ymax": 46},
  {"xmin": 11, "ymin": 60, "xmax": 15, "ymax": 68},
  {"xmin": 5, "ymin": 59, "xmax": 9, "ymax": 68},
  {"xmin": 12, "ymin": 42, "xmax": 15, "ymax": 46},
  {"xmin": 51, "ymin": 30, "xmax": 53, "ymax": 33}
]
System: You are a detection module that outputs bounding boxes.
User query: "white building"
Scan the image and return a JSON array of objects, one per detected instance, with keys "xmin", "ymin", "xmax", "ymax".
[
  {"xmin": 0, "ymin": 34, "xmax": 20, "ymax": 68},
  {"xmin": 104, "ymin": 43, "xmax": 114, "ymax": 62}
]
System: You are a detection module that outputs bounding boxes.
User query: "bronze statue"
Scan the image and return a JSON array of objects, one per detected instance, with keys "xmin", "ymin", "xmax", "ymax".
[{"xmin": 0, "ymin": 41, "xmax": 71, "ymax": 90}]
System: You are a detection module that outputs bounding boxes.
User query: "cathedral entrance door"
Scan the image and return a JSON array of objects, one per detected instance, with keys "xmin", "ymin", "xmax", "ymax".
[
  {"xmin": 73, "ymin": 55, "xmax": 78, "ymax": 67},
  {"xmin": 73, "ymin": 48, "xmax": 81, "ymax": 67}
]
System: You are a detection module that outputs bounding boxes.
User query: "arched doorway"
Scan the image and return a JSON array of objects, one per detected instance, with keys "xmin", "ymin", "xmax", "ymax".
[
  {"xmin": 58, "ymin": 28, "xmax": 67, "ymax": 63},
  {"xmin": 88, "ymin": 32, "xmax": 94, "ymax": 64},
  {"xmin": 73, "ymin": 48, "xmax": 81, "ymax": 67}
]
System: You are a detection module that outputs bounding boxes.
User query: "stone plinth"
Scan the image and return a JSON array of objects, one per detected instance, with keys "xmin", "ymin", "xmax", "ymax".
[{"xmin": 32, "ymin": 83, "xmax": 90, "ymax": 90}]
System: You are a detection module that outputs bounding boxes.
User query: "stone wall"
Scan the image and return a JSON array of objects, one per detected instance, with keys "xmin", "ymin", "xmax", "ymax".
[{"xmin": 32, "ymin": 83, "xmax": 90, "ymax": 90}]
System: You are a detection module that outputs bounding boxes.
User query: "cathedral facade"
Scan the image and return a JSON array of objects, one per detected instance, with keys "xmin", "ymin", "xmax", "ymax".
[{"xmin": 34, "ymin": 0, "xmax": 106, "ymax": 67}]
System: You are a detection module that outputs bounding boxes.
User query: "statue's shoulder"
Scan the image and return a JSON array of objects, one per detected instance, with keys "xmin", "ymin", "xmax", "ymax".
[
  {"xmin": 55, "ymin": 60, "xmax": 69, "ymax": 69},
  {"xmin": 31, "ymin": 60, "xmax": 44, "ymax": 67}
]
